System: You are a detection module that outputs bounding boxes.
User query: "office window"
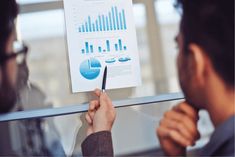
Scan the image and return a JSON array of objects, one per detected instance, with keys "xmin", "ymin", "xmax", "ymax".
[{"xmin": 17, "ymin": 0, "xmax": 181, "ymax": 102}]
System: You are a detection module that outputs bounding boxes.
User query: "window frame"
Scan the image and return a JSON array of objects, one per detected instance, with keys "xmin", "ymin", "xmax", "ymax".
[{"xmin": 0, "ymin": 92, "xmax": 184, "ymax": 122}]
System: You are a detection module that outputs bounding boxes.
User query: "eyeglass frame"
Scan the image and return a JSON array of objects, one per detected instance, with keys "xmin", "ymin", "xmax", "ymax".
[{"xmin": 0, "ymin": 43, "xmax": 28, "ymax": 65}]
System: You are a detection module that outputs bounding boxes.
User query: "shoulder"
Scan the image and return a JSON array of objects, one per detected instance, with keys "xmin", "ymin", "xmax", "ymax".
[{"xmin": 200, "ymin": 116, "xmax": 235, "ymax": 156}]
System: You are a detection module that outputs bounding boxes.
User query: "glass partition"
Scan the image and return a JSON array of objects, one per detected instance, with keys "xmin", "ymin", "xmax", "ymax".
[{"xmin": 0, "ymin": 101, "xmax": 214, "ymax": 156}]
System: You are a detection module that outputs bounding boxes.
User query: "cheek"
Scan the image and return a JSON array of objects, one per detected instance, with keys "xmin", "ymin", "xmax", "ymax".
[
  {"xmin": 177, "ymin": 52, "xmax": 190, "ymax": 90},
  {"xmin": 6, "ymin": 59, "xmax": 18, "ymax": 87},
  {"xmin": 177, "ymin": 54, "xmax": 180, "ymax": 71},
  {"xmin": 177, "ymin": 52, "xmax": 184, "ymax": 76}
]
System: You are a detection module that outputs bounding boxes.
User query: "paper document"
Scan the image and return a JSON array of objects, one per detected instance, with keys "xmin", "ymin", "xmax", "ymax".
[{"xmin": 64, "ymin": 0, "xmax": 142, "ymax": 93}]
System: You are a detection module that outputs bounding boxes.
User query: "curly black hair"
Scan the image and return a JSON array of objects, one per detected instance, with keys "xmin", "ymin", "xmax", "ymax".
[{"xmin": 175, "ymin": 0, "xmax": 234, "ymax": 87}]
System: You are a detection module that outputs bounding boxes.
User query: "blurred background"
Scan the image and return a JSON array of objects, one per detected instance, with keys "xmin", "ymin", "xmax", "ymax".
[{"xmin": 0, "ymin": 0, "xmax": 214, "ymax": 156}]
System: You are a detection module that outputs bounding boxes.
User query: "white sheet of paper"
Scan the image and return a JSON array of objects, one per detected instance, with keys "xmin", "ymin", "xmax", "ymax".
[{"xmin": 63, "ymin": 0, "xmax": 142, "ymax": 93}]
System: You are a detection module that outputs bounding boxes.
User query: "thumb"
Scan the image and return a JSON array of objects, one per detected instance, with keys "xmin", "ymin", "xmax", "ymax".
[
  {"xmin": 100, "ymin": 92, "xmax": 112, "ymax": 109},
  {"xmin": 94, "ymin": 88, "xmax": 102, "ymax": 97}
]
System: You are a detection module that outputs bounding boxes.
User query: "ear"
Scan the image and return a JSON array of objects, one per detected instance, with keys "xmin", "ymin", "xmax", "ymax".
[{"xmin": 188, "ymin": 44, "xmax": 207, "ymax": 86}]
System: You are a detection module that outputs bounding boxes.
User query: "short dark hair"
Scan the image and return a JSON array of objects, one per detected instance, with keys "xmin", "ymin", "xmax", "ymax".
[
  {"xmin": 175, "ymin": 0, "xmax": 234, "ymax": 87},
  {"xmin": 0, "ymin": 0, "xmax": 18, "ymax": 55}
]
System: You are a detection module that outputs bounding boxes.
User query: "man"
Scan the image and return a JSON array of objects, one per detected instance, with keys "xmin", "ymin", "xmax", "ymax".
[
  {"xmin": 82, "ymin": 0, "xmax": 234, "ymax": 156},
  {"xmin": 0, "ymin": 0, "xmax": 65, "ymax": 156},
  {"xmin": 0, "ymin": 0, "xmax": 20, "ymax": 113}
]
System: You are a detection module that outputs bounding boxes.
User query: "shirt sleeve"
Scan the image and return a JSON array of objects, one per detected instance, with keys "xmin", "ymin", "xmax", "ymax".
[{"xmin": 81, "ymin": 131, "xmax": 114, "ymax": 157}]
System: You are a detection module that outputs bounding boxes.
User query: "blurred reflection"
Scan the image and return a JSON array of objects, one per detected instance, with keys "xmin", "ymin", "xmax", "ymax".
[{"xmin": 7, "ymin": 59, "xmax": 66, "ymax": 156}]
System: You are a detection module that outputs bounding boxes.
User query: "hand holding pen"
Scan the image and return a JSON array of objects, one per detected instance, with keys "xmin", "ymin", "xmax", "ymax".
[{"xmin": 85, "ymin": 66, "xmax": 116, "ymax": 136}]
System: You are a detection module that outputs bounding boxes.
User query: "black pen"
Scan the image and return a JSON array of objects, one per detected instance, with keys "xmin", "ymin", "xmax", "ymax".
[{"xmin": 102, "ymin": 66, "xmax": 107, "ymax": 93}]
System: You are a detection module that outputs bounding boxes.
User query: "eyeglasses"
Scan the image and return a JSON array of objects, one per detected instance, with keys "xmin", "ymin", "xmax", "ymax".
[{"xmin": 0, "ymin": 41, "xmax": 28, "ymax": 65}]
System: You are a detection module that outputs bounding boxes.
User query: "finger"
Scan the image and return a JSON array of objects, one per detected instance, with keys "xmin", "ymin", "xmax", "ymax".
[
  {"xmin": 89, "ymin": 100, "xmax": 100, "ymax": 111},
  {"xmin": 94, "ymin": 89, "xmax": 102, "ymax": 97},
  {"xmin": 85, "ymin": 113, "xmax": 93, "ymax": 125},
  {"xmin": 100, "ymin": 92, "xmax": 113, "ymax": 109},
  {"xmin": 88, "ymin": 101, "xmax": 100, "ymax": 121},
  {"xmin": 173, "ymin": 102, "xmax": 199, "ymax": 121},
  {"xmin": 157, "ymin": 126, "xmax": 193, "ymax": 147},
  {"xmin": 157, "ymin": 126, "xmax": 170, "ymax": 138},
  {"xmin": 169, "ymin": 130, "xmax": 192, "ymax": 147},
  {"xmin": 88, "ymin": 110, "xmax": 95, "ymax": 121},
  {"xmin": 160, "ymin": 118, "xmax": 194, "ymax": 142},
  {"xmin": 164, "ymin": 110, "xmax": 198, "ymax": 139}
]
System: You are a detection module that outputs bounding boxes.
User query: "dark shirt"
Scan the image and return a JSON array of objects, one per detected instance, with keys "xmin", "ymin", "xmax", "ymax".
[
  {"xmin": 200, "ymin": 116, "xmax": 235, "ymax": 156},
  {"xmin": 82, "ymin": 131, "xmax": 114, "ymax": 156}
]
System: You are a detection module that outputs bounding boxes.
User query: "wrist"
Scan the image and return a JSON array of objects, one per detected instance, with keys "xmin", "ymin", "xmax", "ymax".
[
  {"xmin": 163, "ymin": 147, "xmax": 186, "ymax": 156},
  {"xmin": 94, "ymin": 127, "xmax": 112, "ymax": 133},
  {"xmin": 93, "ymin": 121, "xmax": 113, "ymax": 133}
]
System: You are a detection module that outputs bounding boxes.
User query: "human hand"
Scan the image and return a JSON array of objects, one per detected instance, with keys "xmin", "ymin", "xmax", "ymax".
[
  {"xmin": 157, "ymin": 102, "xmax": 200, "ymax": 156},
  {"xmin": 85, "ymin": 89, "xmax": 116, "ymax": 136}
]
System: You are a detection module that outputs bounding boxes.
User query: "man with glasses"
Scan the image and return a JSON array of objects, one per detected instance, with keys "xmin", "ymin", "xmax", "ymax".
[
  {"xmin": 0, "ymin": 0, "xmax": 28, "ymax": 113},
  {"xmin": 0, "ymin": 1, "xmax": 66, "ymax": 156}
]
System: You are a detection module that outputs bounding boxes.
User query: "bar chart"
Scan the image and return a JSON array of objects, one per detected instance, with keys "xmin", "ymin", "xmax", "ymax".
[
  {"xmin": 78, "ymin": 6, "xmax": 127, "ymax": 33},
  {"xmin": 81, "ymin": 39, "xmax": 127, "ymax": 54},
  {"xmin": 64, "ymin": 0, "xmax": 141, "ymax": 92}
]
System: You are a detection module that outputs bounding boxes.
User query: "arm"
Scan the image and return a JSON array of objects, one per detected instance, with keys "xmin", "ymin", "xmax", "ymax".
[
  {"xmin": 157, "ymin": 102, "xmax": 200, "ymax": 156},
  {"xmin": 82, "ymin": 89, "xmax": 116, "ymax": 157},
  {"xmin": 82, "ymin": 131, "xmax": 113, "ymax": 156}
]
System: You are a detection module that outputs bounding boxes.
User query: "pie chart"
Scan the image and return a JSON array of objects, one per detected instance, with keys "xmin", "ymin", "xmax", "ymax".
[
  {"xmin": 118, "ymin": 57, "xmax": 131, "ymax": 62},
  {"xmin": 105, "ymin": 58, "xmax": 116, "ymax": 64},
  {"xmin": 80, "ymin": 58, "xmax": 102, "ymax": 80}
]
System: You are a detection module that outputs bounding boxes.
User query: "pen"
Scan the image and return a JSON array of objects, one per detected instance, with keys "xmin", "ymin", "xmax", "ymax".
[{"xmin": 102, "ymin": 66, "xmax": 107, "ymax": 93}]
